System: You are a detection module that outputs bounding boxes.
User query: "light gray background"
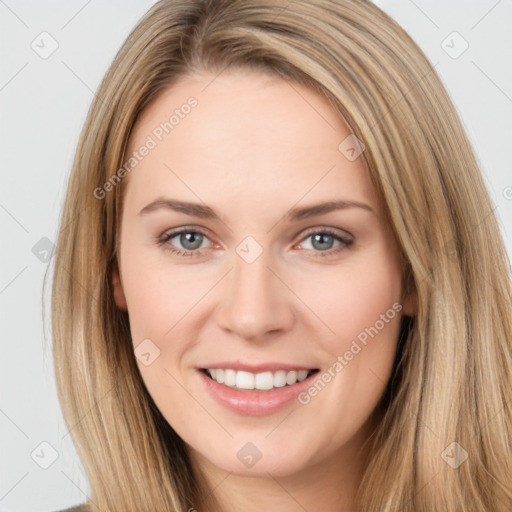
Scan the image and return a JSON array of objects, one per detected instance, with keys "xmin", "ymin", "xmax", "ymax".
[{"xmin": 1, "ymin": 1, "xmax": 511, "ymax": 510}]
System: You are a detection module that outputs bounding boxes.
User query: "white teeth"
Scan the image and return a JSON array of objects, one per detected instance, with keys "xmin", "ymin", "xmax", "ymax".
[
  {"xmin": 286, "ymin": 370, "xmax": 297, "ymax": 385},
  {"xmin": 205, "ymin": 368, "xmax": 314, "ymax": 390},
  {"xmin": 224, "ymin": 369, "xmax": 236, "ymax": 387},
  {"xmin": 236, "ymin": 370, "xmax": 255, "ymax": 389},
  {"xmin": 297, "ymin": 370, "xmax": 308, "ymax": 382},
  {"xmin": 273, "ymin": 370, "xmax": 287, "ymax": 388},
  {"xmin": 214, "ymin": 368, "xmax": 224, "ymax": 383}
]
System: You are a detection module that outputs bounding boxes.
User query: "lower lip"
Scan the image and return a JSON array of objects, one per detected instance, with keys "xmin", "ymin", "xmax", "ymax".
[{"xmin": 197, "ymin": 369, "xmax": 319, "ymax": 416}]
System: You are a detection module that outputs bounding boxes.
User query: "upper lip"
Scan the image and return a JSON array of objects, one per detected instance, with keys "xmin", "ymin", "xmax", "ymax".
[{"xmin": 199, "ymin": 362, "xmax": 319, "ymax": 373}]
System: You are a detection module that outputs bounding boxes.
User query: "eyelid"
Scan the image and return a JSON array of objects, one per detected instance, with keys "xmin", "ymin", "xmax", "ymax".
[
  {"xmin": 160, "ymin": 225, "xmax": 214, "ymax": 238},
  {"xmin": 296, "ymin": 225, "xmax": 354, "ymax": 243}
]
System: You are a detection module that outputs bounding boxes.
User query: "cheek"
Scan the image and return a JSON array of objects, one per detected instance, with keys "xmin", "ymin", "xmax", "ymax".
[
  {"xmin": 303, "ymin": 250, "xmax": 403, "ymax": 347},
  {"xmin": 120, "ymin": 257, "xmax": 204, "ymax": 416},
  {"xmin": 294, "ymin": 249, "xmax": 404, "ymax": 409},
  {"xmin": 120, "ymin": 251, "xmax": 207, "ymax": 342}
]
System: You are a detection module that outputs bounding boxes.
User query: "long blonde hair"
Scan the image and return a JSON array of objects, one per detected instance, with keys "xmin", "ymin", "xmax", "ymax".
[{"xmin": 51, "ymin": 0, "xmax": 512, "ymax": 510}]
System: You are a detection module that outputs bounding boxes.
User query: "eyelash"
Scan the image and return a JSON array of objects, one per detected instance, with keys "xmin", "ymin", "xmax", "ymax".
[{"xmin": 157, "ymin": 227, "xmax": 353, "ymax": 259}]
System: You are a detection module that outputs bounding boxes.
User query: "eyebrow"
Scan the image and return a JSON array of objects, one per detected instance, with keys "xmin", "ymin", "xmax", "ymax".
[{"xmin": 138, "ymin": 198, "xmax": 374, "ymax": 221}]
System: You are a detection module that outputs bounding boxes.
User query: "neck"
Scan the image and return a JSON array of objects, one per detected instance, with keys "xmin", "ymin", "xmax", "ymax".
[{"xmin": 187, "ymin": 411, "xmax": 379, "ymax": 512}]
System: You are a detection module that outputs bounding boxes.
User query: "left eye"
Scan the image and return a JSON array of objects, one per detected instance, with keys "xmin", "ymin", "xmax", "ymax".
[{"xmin": 298, "ymin": 231, "xmax": 350, "ymax": 252}]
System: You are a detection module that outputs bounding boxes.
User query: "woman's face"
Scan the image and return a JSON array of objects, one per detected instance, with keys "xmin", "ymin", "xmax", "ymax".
[{"xmin": 113, "ymin": 69, "xmax": 413, "ymax": 478}]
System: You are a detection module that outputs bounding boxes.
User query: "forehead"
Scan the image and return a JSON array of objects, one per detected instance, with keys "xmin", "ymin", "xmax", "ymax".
[{"xmin": 122, "ymin": 69, "xmax": 380, "ymax": 219}]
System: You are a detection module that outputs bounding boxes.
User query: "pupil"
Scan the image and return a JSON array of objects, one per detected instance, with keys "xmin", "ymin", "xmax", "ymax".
[
  {"xmin": 181, "ymin": 232, "xmax": 202, "ymax": 250},
  {"xmin": 313, "ymin": 233, "xmax": 333, "ymax": 250}
]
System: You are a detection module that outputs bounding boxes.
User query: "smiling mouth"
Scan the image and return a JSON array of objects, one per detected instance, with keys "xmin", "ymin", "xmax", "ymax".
[{"xmin": 200, "ymin": 368, "xmax": 320, "ymax": 392}]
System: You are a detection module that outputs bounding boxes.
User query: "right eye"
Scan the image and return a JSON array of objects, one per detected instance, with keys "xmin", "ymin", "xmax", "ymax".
[{"xmin": 159, "ymin": 228, "xmax": 214, "ymax": 257}]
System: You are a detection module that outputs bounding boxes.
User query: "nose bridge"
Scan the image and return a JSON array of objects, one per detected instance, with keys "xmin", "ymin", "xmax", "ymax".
[{"xmin": 216, "ymin": 244, "xmax": 294, "ymax": 339}]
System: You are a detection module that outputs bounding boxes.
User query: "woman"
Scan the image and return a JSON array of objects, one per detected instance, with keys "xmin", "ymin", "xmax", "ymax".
[{"xmin": 51, "ymin": 0, "xmax": 512, "ymax": 510}]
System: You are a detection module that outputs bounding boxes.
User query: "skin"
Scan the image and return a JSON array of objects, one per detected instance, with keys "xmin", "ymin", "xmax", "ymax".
[{"xmin": 112, "ymin": 69, "xmax": 415, "ymax": 512}]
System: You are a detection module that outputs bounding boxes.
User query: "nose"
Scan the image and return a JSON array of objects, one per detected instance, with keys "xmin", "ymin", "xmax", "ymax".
[{"xmin": 215, "ymin": 248, "xmax": 296, "ymax": 342}]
